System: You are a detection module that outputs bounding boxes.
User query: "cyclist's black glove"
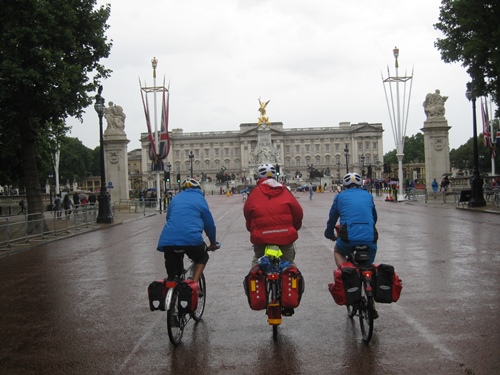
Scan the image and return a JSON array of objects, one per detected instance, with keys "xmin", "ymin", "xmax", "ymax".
[{"xmin": 324, "ymin": 228, "xmax": 336, "ymax": 241}]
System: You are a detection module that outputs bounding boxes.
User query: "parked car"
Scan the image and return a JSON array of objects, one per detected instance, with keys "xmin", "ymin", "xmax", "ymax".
[{"xmin": 296, "ymin": 184, "xmax": 317, "ymax": 192}]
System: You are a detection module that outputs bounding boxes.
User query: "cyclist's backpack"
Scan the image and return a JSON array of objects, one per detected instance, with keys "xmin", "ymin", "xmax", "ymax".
[
  {"xmin": 243, "ymin": 265, "xmax": 267, "ymax": 310},
  {"xmin": 373, "ymin": 264, "xmax": 403, "ymax": 303},
  {"xmin": 148, "ymin": 279, "xmax": 167, "ymax": 311},
  {"xmin": 281, "ymin": 265, "xmax": 305, "ymax": 308},
  {"xmin": 178, "ymin": 279, "xmax": 199, "ymax": 313},
  {"xmin": 328, "ymin": 262, "xmax": 361, "ymax": 306}
]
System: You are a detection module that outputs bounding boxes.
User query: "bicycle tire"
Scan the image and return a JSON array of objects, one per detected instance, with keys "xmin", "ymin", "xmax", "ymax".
[
  {"xmin": 358, "ymin": 280, "xmax": 374, "ymax": 343},
  {"xmin": 192, "ymin": 273, "xmax": 206, "ymax": 322},
  {"xmin": 167, "ymin": 290, "xmax": 185, "ymax": 345},
  {"xmin": 273, "ymin": 325, "xmax": 278, "ymax": 341},
  {"xmin": 346, "ymin": 305, "xmax": 356, "ymax": 319}
]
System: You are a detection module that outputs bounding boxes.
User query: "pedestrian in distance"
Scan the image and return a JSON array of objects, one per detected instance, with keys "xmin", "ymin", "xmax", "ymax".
[
  {"xmin": 62, "ymin": 194, "xmax": 73, "ymax": 219},
  {"xmin": 18, "ymin": 198, "xmax": 26, "ymax": 215},
  {"xmin": 431, "ymin": 178, "xmax": 439, "ymax": 199},
  {"xmin": 441, "ymin": 176, "xmax": 450, "ymax": 202},
  {"xmin": 309, "ymin": 183, "xmax": 313, "ymax": 200},
  {"xmin": 53, "ymin": 194, "xmax": 63, "ymax": 219},
  {"xmin": 88, "ymin": 192, "xmax": 97, "ymax": 207},
  {"xmin": 243, "ymin": 163, "xmax": 303, "ymax": 266},
  {"xmin": 157, "ymin": 178, "xmax": 219, "ymax": 283}
]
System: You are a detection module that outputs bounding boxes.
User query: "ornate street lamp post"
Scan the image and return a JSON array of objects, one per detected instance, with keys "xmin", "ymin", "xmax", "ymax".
[
  {"xmin": 360, "ymin": 154, "xmax": 365, "ymax": 179},
  {"xmin": 336, "ymin": 155, "xmax": 341, "ymax": 182},
  {"xmin": 94, "ymin": 86, "xmax": 113, "ymax": 223},
  {"xmin": 189, "ymin": 151, "xmax": 194, "ymax": 178},
  {"xmin": 167, "ymin": 162, "xmax": 172, "ymax": 188},
  {"xmin": 465, "ymin": 82, "xmax": 486, "ymax": 207},
  {"xmin": 344, "ymin": 144, "xmax": 349, "ymax": 174}
]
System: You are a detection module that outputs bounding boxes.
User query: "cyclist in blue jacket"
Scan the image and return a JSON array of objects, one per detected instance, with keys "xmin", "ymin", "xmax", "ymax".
[
  {"xmin": 157, "ymin": 178, "xmax": 218, "ymax": 283},
  {"xmin": 325, "ymin": 172, "xmax": 378, "ymax": 267}
]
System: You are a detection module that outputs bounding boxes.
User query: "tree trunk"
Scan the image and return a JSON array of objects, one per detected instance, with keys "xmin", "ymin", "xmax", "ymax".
[{"xmin": 19, "ymin": 124, "xmax": 45, "ymax": 234}]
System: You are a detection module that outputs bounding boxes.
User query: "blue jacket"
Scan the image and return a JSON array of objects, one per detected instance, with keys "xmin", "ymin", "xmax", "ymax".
[
  {"xmin": 157, "ymin": 189, "xmax": 216, "ymax": 250},
  {"xmin": 326, "ymin": 187, "xmax": 378, "ymax": 245}
]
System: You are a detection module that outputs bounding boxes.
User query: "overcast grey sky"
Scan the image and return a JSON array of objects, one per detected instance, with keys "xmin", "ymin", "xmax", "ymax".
[{"xmin": 68, "ymin": 0, "xmax": 492, "ymax": 154}]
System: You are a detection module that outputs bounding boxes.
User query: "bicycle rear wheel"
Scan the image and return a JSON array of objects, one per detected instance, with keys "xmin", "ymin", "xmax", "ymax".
[
  {"xmin": 273, "ymin": 325, "xmax": 278, "ymax": 341},
  {"xmin": 167, "ymin": 291, "xmax": 185, "ymax": 345},
  {"xmin": 192, "ymin": 273, "xmax": 206, "ymax": 322},
  {"xmin": 358, "ymin": 281, "xmax": 374, "ymax": 343},
  {"xmin": 346, "ymin": 305, "xmax": 356, "ymax": 319}
]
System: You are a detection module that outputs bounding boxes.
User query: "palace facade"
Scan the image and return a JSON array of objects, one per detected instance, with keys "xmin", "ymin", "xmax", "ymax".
[{"xmin": 129, "ymin": 121, "xmax": 384, "ymax": 189}]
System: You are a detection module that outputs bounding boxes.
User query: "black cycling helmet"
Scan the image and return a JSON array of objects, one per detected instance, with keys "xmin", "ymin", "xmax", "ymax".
[{"xmin": 343, "ymin": 172, "xmax": 362, "ymax": 187}]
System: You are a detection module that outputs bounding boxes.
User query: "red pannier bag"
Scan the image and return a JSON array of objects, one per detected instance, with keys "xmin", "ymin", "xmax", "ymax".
[
  {"xmin": 243, "ymin": 265, "xmax": 267, "ymax": 310},
  {"xmin": 373, "ymin": 264, "xmax": 403, "ymax": 303},
  {"xmin": 178, "ymin": 279, "xmax": 199, "ymax": 313},
  {"xmin": 148, "ymin": 279, "xmax": 168, "ymax": 311},
  {"xmin": 281, "ymin": 265, "xmax": 305, "ymax": 308},
  {"xmin": 328, "ymin": 262, "xmax": 361, "ymax": 306}
]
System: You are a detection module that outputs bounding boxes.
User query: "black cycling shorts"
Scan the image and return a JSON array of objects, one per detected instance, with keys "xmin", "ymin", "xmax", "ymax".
[{"xmin": 161, "ymin": 244, "xmax": 209, "ymax": 278}]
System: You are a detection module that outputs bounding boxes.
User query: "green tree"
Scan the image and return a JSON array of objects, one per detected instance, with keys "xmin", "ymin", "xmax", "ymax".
[
  {"xmin": 384, "ymin": 133, "xmax": 425, "ymax": 165},
  {"xmin": 38, "ymin": 136, "xmax": 97, "ymax": 189},
  {"xmin": 0, "ymin": 1, "xmax": 112, "ymax": 225},
  {"xmin": 450, "ymin": 133, "xmax": 499, "ymax": 173},
  {"xmin": 434, "ymin": 1, "xmax": 500, "ymax": 112}
]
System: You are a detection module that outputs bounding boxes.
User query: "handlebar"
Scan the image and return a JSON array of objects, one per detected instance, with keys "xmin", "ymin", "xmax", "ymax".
[{"xmin": 207, "ymin": 242, "xmax": 221, "ymax": 251}]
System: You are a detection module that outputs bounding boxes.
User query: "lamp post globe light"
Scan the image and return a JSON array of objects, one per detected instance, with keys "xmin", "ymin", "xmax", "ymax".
[
  {"xmin": 465, "ymin": 82, "xmax": 486, "ymax": 207},
  {"xmin": 94, "ymin": 86, "xmax": 114, "ymax": 223},
  {"xmin": 344, "ymin": 144, "xmax": 349, "ymax": 174}
]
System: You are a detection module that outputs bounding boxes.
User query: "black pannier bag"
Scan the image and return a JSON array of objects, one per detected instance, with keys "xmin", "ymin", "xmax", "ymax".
[
  {"xmin": 148, "ymin": 279, "xmax": 167, "ymax": 311},
  {"xmin": 341, "ymin": 263, "xmax": 362, "ymax": 305},
  {"xmin": 373, "ymin": 264, "xmax": 403, "ymax": 303}
]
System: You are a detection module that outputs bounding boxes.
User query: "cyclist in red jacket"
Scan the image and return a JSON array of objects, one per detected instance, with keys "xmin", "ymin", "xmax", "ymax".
[{"xmin": 244, "ymin": 163, "xmax": 303, "ymax": 266}]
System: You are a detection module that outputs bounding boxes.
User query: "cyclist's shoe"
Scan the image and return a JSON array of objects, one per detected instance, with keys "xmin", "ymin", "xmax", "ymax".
[
  {"xmin": 282, "ymin": 307, "xmax": 295, "ymax": 317},
  {"xmin": 372, "ymin": 309, "xmax": 379, "ymax": 320}
]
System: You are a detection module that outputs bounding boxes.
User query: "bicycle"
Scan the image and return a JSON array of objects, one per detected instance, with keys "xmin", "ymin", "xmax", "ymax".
[
  {"xmin": 164, "ymin": 242, "xmax": 220, "ymax": 346},
  {"xmin": 255, "ymin": 245, "xmax": 301, "ymax": 341},
  {"xmin": 345, "ymin": 246, "xmax": 376, "ymax": 344}
]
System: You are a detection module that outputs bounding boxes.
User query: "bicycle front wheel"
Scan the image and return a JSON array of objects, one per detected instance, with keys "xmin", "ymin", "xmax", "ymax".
[
  {"xmin": 358, "ymin": 281, "xmax": 374, "ymax": 343},
  {"xmin": 167, "ymin": 291, "xmax": 185, "ymax": 345},
  {"xmin": 192, "ymin": 273, "xmax": 206, "ymax": 322}
]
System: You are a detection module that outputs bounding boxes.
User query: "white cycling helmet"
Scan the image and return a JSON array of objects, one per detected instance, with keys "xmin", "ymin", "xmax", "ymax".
[
  {"xmin": 256, "ymin": 163, "xmax": 276, "ymax": 179},
  {"xmin": 182, "ymin": 178, "xmax": 201, "ymax": 189},
  {"xmin": 343, "ymin": 172, "xmax": 362, "ymax": 187}
]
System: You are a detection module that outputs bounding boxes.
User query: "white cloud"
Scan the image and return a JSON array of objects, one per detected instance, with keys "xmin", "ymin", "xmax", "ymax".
[{"xmin": 68, "ymin": 0, "xmax": 495, "ymax": 157}]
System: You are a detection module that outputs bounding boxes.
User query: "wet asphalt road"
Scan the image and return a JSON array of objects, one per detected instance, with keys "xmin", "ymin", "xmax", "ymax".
[{"xmin": 0, "ymin": 193, "xmax": 499, "ymax": 375}]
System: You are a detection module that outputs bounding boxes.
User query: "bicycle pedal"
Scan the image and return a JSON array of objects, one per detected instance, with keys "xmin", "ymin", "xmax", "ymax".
[{"xmin": 372, "ymin": 309, "xmax": 379, "ymax": 320}]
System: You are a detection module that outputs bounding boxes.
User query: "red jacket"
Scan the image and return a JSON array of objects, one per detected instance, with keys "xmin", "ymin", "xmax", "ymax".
[{"xmin": 244, "ymin": 178, "xmax": 303, "ymax": 246}]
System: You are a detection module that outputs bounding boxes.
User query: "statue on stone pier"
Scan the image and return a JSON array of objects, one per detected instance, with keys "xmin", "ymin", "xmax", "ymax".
[
  {"xmin": 105, "ymin": 101, "xmax": 126, "ymax": 131},
  {"xmin": 423, "ymin": 89, "xmax": 448, "ymax": 119}
]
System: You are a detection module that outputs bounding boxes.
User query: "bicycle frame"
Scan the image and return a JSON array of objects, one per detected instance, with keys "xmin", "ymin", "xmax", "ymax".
[
  {"xmin": 260, "ymin": 245, "xmax": 285, "ymax": 340},
  {"xmin": 164, "ymin": 243, "xmax": 219, "ymax": 345},
  {"xmin": 165, "ymin": 261, "xmax": 194, "ymax": 311},
  {"xmin": 346, "ymin": 247, "xmax": 375, "ymax": 344}
]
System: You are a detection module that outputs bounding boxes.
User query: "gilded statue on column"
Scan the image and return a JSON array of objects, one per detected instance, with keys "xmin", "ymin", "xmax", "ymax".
[{"xmin": 257, "ymin": 98, "xmax": 270, "ymax": 128}]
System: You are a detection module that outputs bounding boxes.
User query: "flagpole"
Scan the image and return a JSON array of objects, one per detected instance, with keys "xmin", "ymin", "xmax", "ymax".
[
  {"xmin": 152, "ymin": 57, "xmax": 160, "ymax": 210},
  {"xmin": 382, "ymin": 47, "xmax": 414, "ymax": 200},
  {"xmin": 488, "ymin": 96, "xmax": 496, "ymax": 175}
]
